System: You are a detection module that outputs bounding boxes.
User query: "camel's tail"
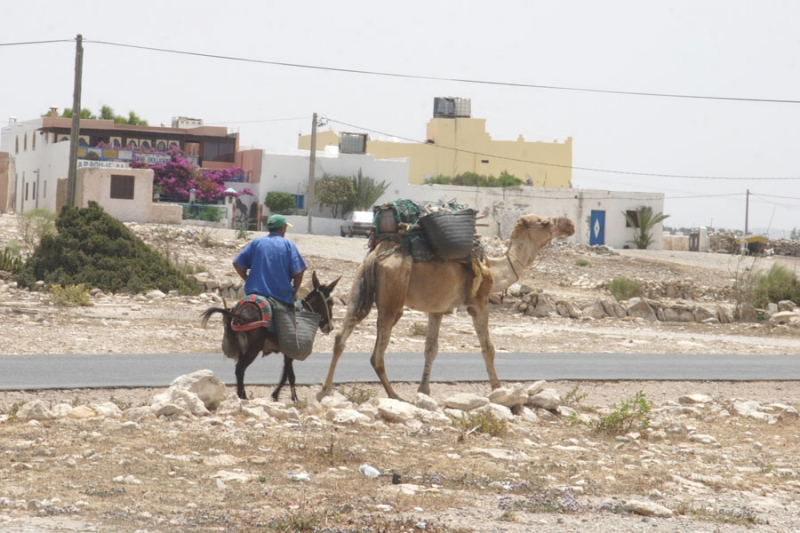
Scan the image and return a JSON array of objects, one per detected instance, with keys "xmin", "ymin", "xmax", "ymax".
[{"xmin": 353, "ymin": 260, "xmax": 376, "ymax": 321}]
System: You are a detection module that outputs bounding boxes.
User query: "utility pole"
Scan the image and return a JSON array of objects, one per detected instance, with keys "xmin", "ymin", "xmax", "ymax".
[
  {"xmin": 306, "ymin": 112, "xmax": 318, "ymax": 234},
  {"xmin": 66, "ymin": 34, "xmax": 83, "ymax": 208},
  {"xmin": 744, "ymin": 189, "xmax": 750, "ymax": 236}
]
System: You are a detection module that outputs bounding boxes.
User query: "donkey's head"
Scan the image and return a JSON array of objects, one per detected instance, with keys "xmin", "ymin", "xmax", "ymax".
[{"xmin": 303, "ymin": 271, "xmax": 341, "ymax": 334}]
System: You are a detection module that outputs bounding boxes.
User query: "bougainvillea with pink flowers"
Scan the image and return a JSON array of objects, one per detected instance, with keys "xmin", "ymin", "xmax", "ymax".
[{"xmin": 134, "ymin": 150, "xmax": 244, "ymax": 203}]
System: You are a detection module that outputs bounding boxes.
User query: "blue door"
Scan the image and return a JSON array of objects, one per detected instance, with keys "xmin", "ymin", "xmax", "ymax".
[{"xmin": 590, "ymin": 210, "xmax": 605, "ymax": 246}]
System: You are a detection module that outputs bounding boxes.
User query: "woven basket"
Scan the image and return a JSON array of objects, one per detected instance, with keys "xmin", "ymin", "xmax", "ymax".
[
  {"xmin": 271, "ymin": 303, "xmax": 321, "ymax": 361},
  {"xmin": 418, "ymin": 209, "xmax": 476, "ymax": 261}
]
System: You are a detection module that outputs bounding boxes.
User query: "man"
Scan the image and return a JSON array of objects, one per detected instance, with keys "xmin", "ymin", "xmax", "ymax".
[{"xmin": 233, "ymin": 214, "xmax": 307, "ymax": 305}]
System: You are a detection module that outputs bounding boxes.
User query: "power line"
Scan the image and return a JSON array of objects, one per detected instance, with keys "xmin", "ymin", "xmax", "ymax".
[
  {"xmin": 327, "ymin": 118, "xmax": 800, "ymax": 181},
  {"xmin": 206, "ymin": 116, "xmax": 309, "ymax": 125},
  {"xmin": 83, "ymin": 39, "xmax": 800, "ymax": 106},
  {"xmin": 0, "ymin": 39, "xmax": 73, "ymax": 47}
]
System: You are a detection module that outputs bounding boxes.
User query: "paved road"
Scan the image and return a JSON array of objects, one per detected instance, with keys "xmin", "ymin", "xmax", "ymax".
[{"xmin": 0, "ymin": 352, "xmax": 799, "ymax": 390}]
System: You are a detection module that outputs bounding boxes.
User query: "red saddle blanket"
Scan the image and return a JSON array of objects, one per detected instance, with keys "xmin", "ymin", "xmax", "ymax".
[{"xmin": 230, "ymin": 295, "xmax": 273, "ymax": 332}]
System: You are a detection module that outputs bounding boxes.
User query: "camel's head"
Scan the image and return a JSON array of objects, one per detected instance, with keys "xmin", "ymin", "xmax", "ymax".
[{"xmin": 511, "ymin": 214, "xmax": 575, "ymax": 249}]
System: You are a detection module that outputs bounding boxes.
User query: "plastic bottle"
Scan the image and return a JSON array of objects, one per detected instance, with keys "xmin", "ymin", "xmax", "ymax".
[{"xmin": 359, "ymin": 464, "xmax": 381, "ymax": 478}]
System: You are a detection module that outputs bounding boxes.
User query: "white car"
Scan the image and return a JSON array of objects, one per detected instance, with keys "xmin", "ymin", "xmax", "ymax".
[{"xmin": 340, "ymin": 211, "xmax": 373, "ymax": 237}]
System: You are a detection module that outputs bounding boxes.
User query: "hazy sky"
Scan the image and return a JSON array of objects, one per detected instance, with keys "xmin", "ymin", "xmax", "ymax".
[{"xmin": 3, "ymin": 1, "xmax": 799, "ymax": 235}]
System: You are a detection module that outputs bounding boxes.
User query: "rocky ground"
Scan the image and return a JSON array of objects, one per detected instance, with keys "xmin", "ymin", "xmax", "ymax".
[{"xmin": 1, "ymin": 213, "xmax": 800, "ymax": 532}]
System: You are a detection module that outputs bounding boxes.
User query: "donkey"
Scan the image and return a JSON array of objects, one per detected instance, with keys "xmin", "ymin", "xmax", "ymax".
[{"xmin": 201, "ymin": 271, "xmax": 340, "ymax": 401}]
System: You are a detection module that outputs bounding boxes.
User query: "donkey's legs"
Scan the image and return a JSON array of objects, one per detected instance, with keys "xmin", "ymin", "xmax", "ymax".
[
  {"xmin": 469, "ymin": 303, "xmax": 500, "ymax": 390},
  {"xmin": 272, "ymin": 356, "xmax": 297, "ymax": 402},
  {"xmin": 418, "ymin": 313, "xmax": 444, "ymax": 396},
  {"xmin": 235, "ymin": 347, "xmax": 261, "ymax": 400}
]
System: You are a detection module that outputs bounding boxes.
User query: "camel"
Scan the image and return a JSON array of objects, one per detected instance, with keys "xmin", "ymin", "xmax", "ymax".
[{"xmin": 318, "ymin": 213, "xmax": 575, "ymax": 400}]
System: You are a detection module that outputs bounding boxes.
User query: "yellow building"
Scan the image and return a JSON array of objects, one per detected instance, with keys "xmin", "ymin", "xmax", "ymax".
[{"xmin": 298, "ymin": 98, "xmax": 572, "ymax": 187}]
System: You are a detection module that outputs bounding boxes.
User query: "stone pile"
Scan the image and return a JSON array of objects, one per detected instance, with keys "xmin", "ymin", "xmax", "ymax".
[
  {"xmin": 509, "ymin": 287, "xmax": 800, "ymax": 326},
  {"xmin": 6, "ymin": 371, "xmax": 798, "ymax": 432}
]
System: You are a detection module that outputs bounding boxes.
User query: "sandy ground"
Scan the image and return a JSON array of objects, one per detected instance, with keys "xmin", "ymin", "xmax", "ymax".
[{"xmin": 1, "ymin": 214, "xmax": 800, "ymax": 532}]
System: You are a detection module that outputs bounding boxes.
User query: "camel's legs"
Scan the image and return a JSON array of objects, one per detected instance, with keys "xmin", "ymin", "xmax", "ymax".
[
  {"xmin": 318, "ymin": 309, "xmax": 363, "ymax": 398},
  {"xmin": 369, "ymin": 306, "xmax": 406, "ymax": 399},
  {"xmin": 418, "ymin": 313, "xmax": 444, "ymax": 396},
  {"xmin": 469, "ymin": 304, "xmax": 500, "ymax": 389}
]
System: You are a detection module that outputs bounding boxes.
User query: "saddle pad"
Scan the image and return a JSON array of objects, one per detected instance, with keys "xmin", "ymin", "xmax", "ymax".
[{"xmin": 231, "ymin": 295, "xmax": 273, "ymax": 332}]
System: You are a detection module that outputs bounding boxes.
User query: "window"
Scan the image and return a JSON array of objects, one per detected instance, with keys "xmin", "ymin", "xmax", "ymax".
[
  {"xmin": 15, "ymin": 136, "xmax": 19, "ymax": 154},
  {"xmin": 294, "ymin": 194, "xmax": 304, "ymax": 209},
  {"xmin": 340, "ymin": 133, "xmax": 367, "ymax": 154},
  {"xmin": 625, "ymin": 210, "xmax": 640, "ymax": 228},
  {"xmin": 202, "ymin": 139, "xmax": 235, "ymax": 162},
  {"xmin": 32, "ymin": 133, "xmax": 36, "ymax": 150},
  {"xmin": 25, "ymin": 182, "xmax": 28, "ymax": 200},
  {"xmin": 32, "ymin": 182, "xmax": 36, "ymax": 200},
  {"xmin": 110, "ymin": 175, "xmax": 135, "ymax": 199},
  {"xmin": 24, "ymin": 134, "xmax": 27, "ymax": 152},
  {"xmin": 43, "ymin": 181, "xmax": 47, "ymax": 199}
]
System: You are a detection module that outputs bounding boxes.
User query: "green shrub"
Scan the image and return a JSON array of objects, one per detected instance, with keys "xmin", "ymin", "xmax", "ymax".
[
  {"xmin": 0, "ymin": 247, "xmax": 23, "ymax": 274},
  {"xmin": 15, "ymin": 202, "xmax": 201, "ymax": 295},
  {"xmin": 50, "ymin": 284, "xmax": 91, "ymax": 307},
  {"xmin": 750, "ymin": 264, "xmax": 800, "ymax": 308},
  {"xmin": 18, "ymin": 208, "xmax": 56, "ymax": 254},
  {"xmin": 575, "ymin": 258, "xmax": 591, "ymax": 267},
  {"xmin": 455, "ymin": 409, "xmax": 507, "ymax": 437},
  {"xmin": 342, "ymin": 384, "xmax": 374, "ymax": 405},
  {"xmin": 609, "ymin": 277, "xmax": 643, "ymax": 301},
  {"xmin": 264, "ymin": 192, "xmax": 296, "ymax": 215},
  {"xmin": 593, "ymin": 390, "xmax": 650, "ymax": 435}
]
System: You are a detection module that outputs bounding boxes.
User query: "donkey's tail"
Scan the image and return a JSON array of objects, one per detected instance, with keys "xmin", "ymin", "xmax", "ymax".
[{"xmin": 200, "ymin": 307, "xmax": 232, "ymax": 328}]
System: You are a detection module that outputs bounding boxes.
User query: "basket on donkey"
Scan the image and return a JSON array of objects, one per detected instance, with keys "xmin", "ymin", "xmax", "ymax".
[{"xmin": 270, "ymin": 301, "xmax": 321, "ymax": 361}]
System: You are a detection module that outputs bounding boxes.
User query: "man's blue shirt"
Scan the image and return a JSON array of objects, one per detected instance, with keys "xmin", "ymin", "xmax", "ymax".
[{"xmin": 234, "ymin": 232, "xmax": 306, "ymax": 304}]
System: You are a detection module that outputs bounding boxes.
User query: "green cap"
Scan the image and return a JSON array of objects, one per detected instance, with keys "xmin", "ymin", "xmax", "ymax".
[{"xmin": 267, "ymin": 214, "xmax": 292, "ymax": 230}]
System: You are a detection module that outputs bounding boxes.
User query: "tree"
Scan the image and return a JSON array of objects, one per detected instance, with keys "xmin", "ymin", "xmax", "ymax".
[
  {"xmin": 622, "ymin": 206, "xmax": 670, "ymax": 249},
  {"xmin": 54, "ymin": 107, "xmax": 96, "ymax": 119},
  {"xmin": 265, "ymin": 192, "xmax": 296, "ymax": 215},
  {"xmin": 423, "ymin": 171, "xmax": 523, "ymax": 187},
  {"xmin": 47, "ymin": 105, "xmax": 149, "ymax": 125},
  {"xmin": 350, "ymin": 169, "xmax": 389, "ymax": 211},
  {"xmin": 790, "ymin": 228, "xmax": 800, "ymax": 241},
  {"xmin": 315, "ymin": 175, "xmax": 355, "ymax": 218}
]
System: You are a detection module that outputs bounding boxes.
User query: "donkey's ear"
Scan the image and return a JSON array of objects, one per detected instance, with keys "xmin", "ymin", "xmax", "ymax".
[
  {"xmin": 328, "ymin": 276, "xmax": 341, "ymax": 292},
  {"xmin": 312, "ymin": 270, "xmax": 320, "ymax": 289}
]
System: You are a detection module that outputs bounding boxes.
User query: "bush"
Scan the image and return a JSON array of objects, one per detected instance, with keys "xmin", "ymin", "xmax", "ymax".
[
  {"xmin": 50, "ymin": 284, "xmax": 91, "ymax": 307},
  {"xmin": 593, "ymin": 390, "xmax": 650, "ymax": 435},
  {"xmin": 15, "ymin": 202, "xmax": 201, "ymax": 295},
  {"xmin": 0, "ymin": 246, "xmax": 23, "ymax": 274},
  {"xmin": 18, "ymin": 208, "xmax": 56, "ymax": 254},
  {"xmin": 750, "ymin": 264, "xmax": 800, "ymax": 308},
  {"xmin": 609, "ymin": 277, "xmax": 642, "ymax": 301},
  {"xmin": 265, "ymin": 192, "xmax": 296, "ymax": 215},
  {"xmin": 575, "ymin": 258, "xmax": 591, "ymax": 267},
  {"xmin": 454, "ymin": 409, "xmax": 507, "ymax": 437}
]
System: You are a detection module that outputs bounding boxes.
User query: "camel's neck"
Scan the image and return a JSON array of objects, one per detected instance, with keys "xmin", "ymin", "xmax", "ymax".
[{"xmin": 487, "ymin": 235, "xmax": 541, "ymax": 292}]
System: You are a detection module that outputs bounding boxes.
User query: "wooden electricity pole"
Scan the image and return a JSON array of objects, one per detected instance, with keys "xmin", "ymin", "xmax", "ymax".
[
  {"xmin": 66, "ymin": 34, "xmax": 84, "ymax": 207},
  {"xmin": 306, "ymin": 112, "xmax": 318, "ymax": 233}
]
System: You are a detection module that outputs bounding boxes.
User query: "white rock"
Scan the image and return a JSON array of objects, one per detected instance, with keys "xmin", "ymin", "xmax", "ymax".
[
  {"xmin": 488, "ymin": 385, "xmax": 528, "ymax": 408},
  {"xmin": 415, "ymin": 393, "xmax": 439, "ymax": 411},
  {"xmin": 678, "ymin": 393, "xmax": 713, "ymax": 405},
  {"xmin": 443, "ymin": 393, "xmax": 489, "ymax": 411},
  {"xmin": 622, "ymin": 499, "xmax": 673, "ymax": 518},
  {"xmin": 528, "ymin": 389, "xmax": 560, "ymax": 411},
  {"xmin": 326, "ymin": 408, "xmax": 371, "ymax": 425},
  {"xmin": 377, "ymin": 398, "xmax": 420, "ymax": 423},
  {"xmin": 15, "ymin": 401, "xmax": 55, "ymax": 422}
]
